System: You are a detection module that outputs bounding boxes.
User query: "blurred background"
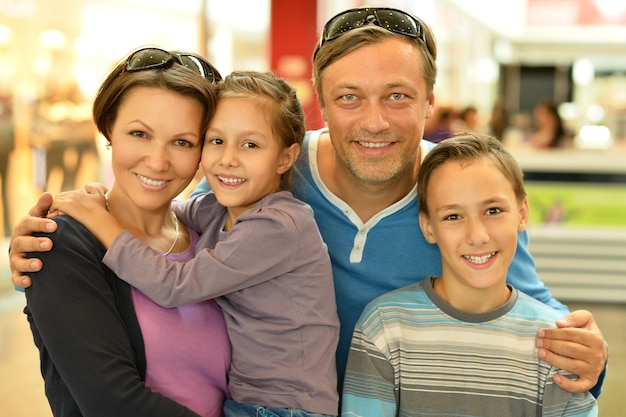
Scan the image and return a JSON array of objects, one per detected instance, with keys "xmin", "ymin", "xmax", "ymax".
[{"xmin": 0, "ymin": 0, "xmax": 624, "ymax": 415}]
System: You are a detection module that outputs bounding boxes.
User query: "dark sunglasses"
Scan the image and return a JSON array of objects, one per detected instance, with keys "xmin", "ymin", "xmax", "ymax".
[
  {"xmin": 320, "ymin": 7, "xmax": 424, "ymax": 46},
  {"xmin": 124, "ymin": 47, "xmax": 222, "ymax": 84}
]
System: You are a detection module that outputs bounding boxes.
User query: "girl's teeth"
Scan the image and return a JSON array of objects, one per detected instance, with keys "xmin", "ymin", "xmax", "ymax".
[{"xmin": 219, "ymin": 176, "xmax": 246, "ymax": 184}]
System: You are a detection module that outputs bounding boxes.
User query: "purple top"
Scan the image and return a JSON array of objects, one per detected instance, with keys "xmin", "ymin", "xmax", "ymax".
[
  {"xmin": 104, "ymin": 192, "xmax": 339, "ymax": 415},
  {"xmin": 132, "ymin": 229, "xmax": 231, "ymax": 417}
]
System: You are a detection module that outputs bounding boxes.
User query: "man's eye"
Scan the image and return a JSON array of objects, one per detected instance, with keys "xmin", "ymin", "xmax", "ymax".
[{"xmin": 390, "ymin": 93, "xmax": 405, "ymax": 100}]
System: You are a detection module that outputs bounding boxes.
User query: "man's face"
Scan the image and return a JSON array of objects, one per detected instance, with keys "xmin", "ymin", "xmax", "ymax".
[{"xmin": 319, "ymin": 37, "xmax": 434, "ymax": 186}]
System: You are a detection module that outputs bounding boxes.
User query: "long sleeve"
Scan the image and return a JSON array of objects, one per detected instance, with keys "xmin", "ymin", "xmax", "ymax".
[
  {"xmin": 104, "ymin": 195, "xmax": 305, "ymax": 307},
  {"xmin": 25, "ymin": 216, "xmax": 200, "ymax": 417},
  {"xmin": 341, "ymin": 324, "xmax": 397, "ymax": 417},
  {"xmin": 508, "ymin": 230, "xmax": 568, "ymax": 314}
]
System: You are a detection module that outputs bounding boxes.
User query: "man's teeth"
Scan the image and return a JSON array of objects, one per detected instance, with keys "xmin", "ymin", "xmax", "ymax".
[
  {"xmin": 464, "ymin": 252, "xmax": 496, "ymax": 264},
  {"xmin": 358, "ymin": 141, "xmax": 390, "ymax": 148},
  {"xmin": 137, "ymin": 174, "xmax": 167, "ymax": 186},
  {"xmin": 219, "ymin": 176, "xmax": 246, "ymax": 184}
]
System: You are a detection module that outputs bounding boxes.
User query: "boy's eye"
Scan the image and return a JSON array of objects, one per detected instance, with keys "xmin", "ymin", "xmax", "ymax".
[
  {"xmin": 486, "ymin": 207, "xmax": 502, "ymax": 215},
  {"xmin": 444, "ymin": 214, "xmax": 460, "ymax": 221},
  {"xmin": 209, "ymin": 138, "xmax": 223, "ymax": 145}
]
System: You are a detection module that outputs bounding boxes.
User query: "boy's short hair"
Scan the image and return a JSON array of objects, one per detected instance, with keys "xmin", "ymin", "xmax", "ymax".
[{"xmin": 418, "ymin": 134, "xmax": 526, "ymax": 215}]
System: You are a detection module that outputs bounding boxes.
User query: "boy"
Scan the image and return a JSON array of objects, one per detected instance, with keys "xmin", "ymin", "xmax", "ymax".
[{"xmin": 341, "ymin": 134, "xmax": 598, "ymax": 417}]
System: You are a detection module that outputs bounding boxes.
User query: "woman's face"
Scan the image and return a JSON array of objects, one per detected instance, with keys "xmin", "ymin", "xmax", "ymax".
[{"xmin": 109, "ymin": 86, "xmax": 204, "ymax": 211}]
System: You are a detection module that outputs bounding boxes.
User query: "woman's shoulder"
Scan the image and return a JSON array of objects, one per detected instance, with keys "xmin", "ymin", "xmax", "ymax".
[{"xmin": 38, "ymin": 215, "xmax": 110, "ymax": 265}]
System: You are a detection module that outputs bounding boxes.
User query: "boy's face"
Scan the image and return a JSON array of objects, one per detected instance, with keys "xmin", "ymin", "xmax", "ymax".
[{"xmin": 418, "ymin": 157, "xmax": 529, "ymax": 311}]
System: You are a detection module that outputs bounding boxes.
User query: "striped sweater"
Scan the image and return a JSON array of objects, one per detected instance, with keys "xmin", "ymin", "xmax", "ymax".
[{"xmin": 341, "ymin": 277, "xmax": 598, "ymax": 417}]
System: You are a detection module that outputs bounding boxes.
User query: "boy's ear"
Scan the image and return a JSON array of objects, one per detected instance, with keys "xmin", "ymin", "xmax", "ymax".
[
  {"xmin": 277, "ymin": 143, "xmax": 301, "ymax": 175},
  {"xmin": 419, "ymin": 211, "xmax": 437, "ymax": 244},
  {"xmin": 518, "ymin": 197, "xmax": 530, "ymax": 231}
]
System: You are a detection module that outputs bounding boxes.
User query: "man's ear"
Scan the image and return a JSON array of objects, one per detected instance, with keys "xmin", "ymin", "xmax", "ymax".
[
  {"xmin": 419, "ymin": 211, "xmax": 437, "ymax": 244},
  {"xmin": 425, "ymin": 92, "xmax": 436, "ymax": 120},
  {"xmin": 277, "ymin": 143, "xmax": 301, "ymax": 175}
]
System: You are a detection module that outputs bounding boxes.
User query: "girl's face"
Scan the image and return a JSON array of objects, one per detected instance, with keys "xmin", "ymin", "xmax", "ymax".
[
  {"xmin": 418, "ymin": 157, "xmax": 529, "ymax": 312},
  {"xmin": 201, "ymin": 96, "xmax": 298, "ymax": 220},
  {"xmin": 110, "ymin": 86, "xmax": 203, "ymax": 212}
]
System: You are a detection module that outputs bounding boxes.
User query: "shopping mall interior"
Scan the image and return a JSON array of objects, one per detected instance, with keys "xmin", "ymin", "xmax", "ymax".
[{"xmin": 1, "ymin": 0, "xmax": 625, "ymax": 415}]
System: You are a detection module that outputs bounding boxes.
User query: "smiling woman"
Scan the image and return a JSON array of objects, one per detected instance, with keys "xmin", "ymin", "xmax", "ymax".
[{"xmin": 20, "ymin": 46, "xmax": 232, "ymax": 417}]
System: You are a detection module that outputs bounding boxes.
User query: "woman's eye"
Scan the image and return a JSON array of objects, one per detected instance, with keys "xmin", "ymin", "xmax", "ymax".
[{"xmin": 174, "ymin": 139, "xmax": 193, "ymax": 148}]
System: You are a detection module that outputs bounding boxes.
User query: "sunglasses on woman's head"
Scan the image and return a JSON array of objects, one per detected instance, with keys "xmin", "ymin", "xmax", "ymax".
[
  {"xmin": 320, "ymin": 7, "xmax": 424, "ymax": 46},
  {"xmin": 124, "ymin": 47, "xmax": 222, "ymax": 84}
]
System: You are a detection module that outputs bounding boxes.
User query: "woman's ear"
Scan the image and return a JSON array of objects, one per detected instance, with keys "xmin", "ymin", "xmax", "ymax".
[
  {"xmin": 277, "ymin": 143, "xmax": 300, "ymax": 175},
  {"xmin": 419, "ymin": 211, "xmax": 437, "ymax": 244}
]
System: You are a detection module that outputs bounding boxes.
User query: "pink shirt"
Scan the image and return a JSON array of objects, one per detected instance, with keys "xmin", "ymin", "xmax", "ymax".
[{"xmin": 132, "ymin": 230, "xmax": 231, "ymax": 416}]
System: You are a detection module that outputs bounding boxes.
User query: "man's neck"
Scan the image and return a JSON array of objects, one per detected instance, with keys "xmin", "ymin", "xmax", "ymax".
[{"xmin": 317, "ymin": 132, "xmax": 419, "ymax": 223}]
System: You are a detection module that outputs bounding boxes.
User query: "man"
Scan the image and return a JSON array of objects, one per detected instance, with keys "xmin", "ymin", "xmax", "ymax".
[{"xmin": 10, "ymin": 6, "xmax": 606, "ymax": 396}]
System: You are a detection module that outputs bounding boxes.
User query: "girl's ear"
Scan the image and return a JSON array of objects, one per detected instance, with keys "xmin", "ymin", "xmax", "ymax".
[
  {"xmin": 277, "ymin": 143, "xmax": 300, "ymax": 175},
  {"xmin": 419, "ymin": 211, "xmax": 437, "ymax": 244}
]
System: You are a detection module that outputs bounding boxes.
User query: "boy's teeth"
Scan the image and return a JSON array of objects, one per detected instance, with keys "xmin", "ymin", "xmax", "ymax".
[{"xmin": 464, "ymin": 252, "xmax": 496, "ymax": 264}]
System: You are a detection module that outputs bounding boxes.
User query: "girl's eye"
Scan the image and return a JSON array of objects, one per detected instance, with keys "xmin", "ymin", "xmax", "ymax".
[{"xmin": 242, "ymin": 142, "xmax": 258, "ymax": 149}]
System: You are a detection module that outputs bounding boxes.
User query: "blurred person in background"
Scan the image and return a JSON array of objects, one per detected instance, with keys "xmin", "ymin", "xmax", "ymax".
[
  {"xmin": 0, "ymin": 93, "xmax": 14, "ymax": 236},
  {"xmin": 424, "ymin": 105, "xmax": 456, "ymax": 143},
  {"xmin": 529, "ymin": 99, "xmax": 574, "ymax": 149}
]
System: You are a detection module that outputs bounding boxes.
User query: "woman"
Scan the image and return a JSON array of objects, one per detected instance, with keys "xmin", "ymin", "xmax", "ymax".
[
  {"xmin": 529, "ymin": 99, "xmax": 572, "ymax": 148},
  {"xmin": 24, "ymin": 47, "xmax": 230, "ymax": 417}
]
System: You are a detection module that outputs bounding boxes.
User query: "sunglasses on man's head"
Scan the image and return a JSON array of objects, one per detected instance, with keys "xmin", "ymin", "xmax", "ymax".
[
  {"xmin": 320, "ymin": 7, "xmax": 425, "ymax": 46},
  {"xmin": 124, "ymin": 47, "xmax": 222, "ymax": 84}
]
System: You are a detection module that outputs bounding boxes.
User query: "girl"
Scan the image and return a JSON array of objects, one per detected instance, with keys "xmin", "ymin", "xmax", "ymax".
[{"xmin": 50, "ymin": 71, "xmax": 340, "ymax": 417}]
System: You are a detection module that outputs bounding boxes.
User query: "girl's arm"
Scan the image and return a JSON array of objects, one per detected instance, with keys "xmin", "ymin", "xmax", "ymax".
[{"xmin": 25, "ymin": 217, "xmax": 201, "ymax": 417}]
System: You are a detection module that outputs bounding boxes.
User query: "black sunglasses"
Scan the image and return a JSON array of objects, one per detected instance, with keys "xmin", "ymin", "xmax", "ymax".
[
  {"xmin": 320, "ymin": 7, "xmax": 424, "ymax": 46},
  {"xmin": 124, "ymin": 47, "xmax": 222, "ymax": 84}
]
